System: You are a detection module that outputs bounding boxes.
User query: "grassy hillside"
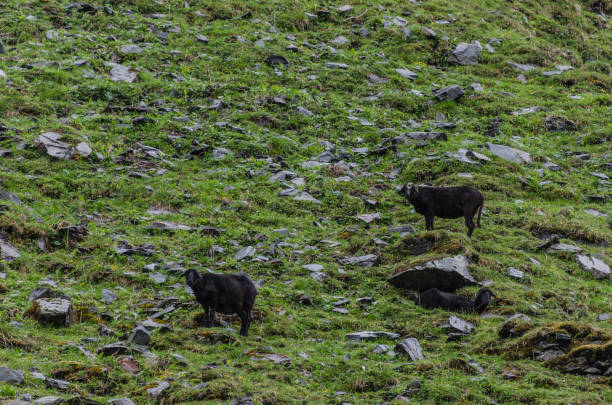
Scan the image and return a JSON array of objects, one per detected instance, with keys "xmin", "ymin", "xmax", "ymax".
[{"xmin": 0, "ymin": 0, "xmax": 610, "ymax": 404}]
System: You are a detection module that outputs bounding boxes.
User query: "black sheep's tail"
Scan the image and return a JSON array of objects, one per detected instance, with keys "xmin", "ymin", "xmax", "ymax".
[{"xmin": 477, "ymin": 202, "xmax": 483, "ymax": 228}]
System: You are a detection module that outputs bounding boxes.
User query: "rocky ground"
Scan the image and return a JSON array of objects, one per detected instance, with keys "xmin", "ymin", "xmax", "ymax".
[{"xmin": 0, "ymin": 0, "xmax": 610, "ymax": 404}]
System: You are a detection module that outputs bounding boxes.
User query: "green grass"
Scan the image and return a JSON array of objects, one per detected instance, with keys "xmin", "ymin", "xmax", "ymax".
[{"xmin": 0, "ymin": 0, "xmax": 610, "ymax": 403}]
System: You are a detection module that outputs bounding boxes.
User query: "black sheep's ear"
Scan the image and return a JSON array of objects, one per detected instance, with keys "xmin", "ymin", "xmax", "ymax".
[{"xmin": 185, "ymin": 269, "xmax": 200, "ymax": 285}]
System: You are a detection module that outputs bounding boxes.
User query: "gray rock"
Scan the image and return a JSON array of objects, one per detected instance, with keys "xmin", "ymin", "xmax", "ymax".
[
  {"xmin": 331, "ymin": 36, "xmax": 349, "ymax": 45},
  {"xmin": 296, "ymin": 106, "xmax": 313, "ymax": 117},
  {"xmin": 128, "ymin": 326, "xmax": 151, "ymax": 346},
  {"xmin": 507, "ymin": 62, "xmax": 535, "ymax": 72},
  {"xmin": 340, "ymin": 254, "xmax": 379, "ymax": 268},
  {"xmin": 584, "ymin": 209, "xmax": 607, "ymax": 218},
  {"xmin": 395, "ymin": 338, "xmax": 424, "ymax": 361},
  {"xmin": 433, "ymin": 85, "xmax": 464, "ymax": 101},
  {"xmin": 548, "ymin": 243, "xmax": 581, "ymax": 253},
  {"xmin": 149, "ymin": 273, "xmax": 166, "ymax": 284},
  {"xmin": 443, "ymin": 316, "xmax": 474, "ymax": 335},
  {"xmin": 0, "ymin": 190, "xmax": 21, "ymax": 205},
  {"xmin": 229, "ymin": 397, "xmax": 254, "ymax": 405},
  {"xmin": 405, "ymin": 132, "xmax": 447, "ymax": 141},
  {"xmin": 234, "ymin": 246, "xmax": 256, "ymax": 261},
  {"xmin": 268, "ymin": 170, "xmax": 296, "ymax": 182},
  {"xmin": 596, "ymin": 313, "xmax": 610, "ymax": 322},
  {"xmin": 372, "ymin": 344, "xmax": 389, "ymax": 354},
  {"xmin": 108, "ymin": 399, "xmax": 135, "ymax": 405},
  {"xmin": 506, "ymin": 267, "xmax": 524, "ymax": 280},
  {"xmin": 545, "ymin": 116, "xmax": 576, "ymax": 131},
  {"xmin": 358, "ymin": 27, "xmax": 371, "ymax": 38},
  {"xmin": 101, "ymin": 289, "xmax": 117, "ymax": 304},
  {"xmin": 33, "ymin": 298, "xmax": 73, "ymax": 327},
  {"xmin": 448, "ymin": 41, "xmax": 482, "ymax": 65},
  {"xmin": 75, "ymin": 142, "xmax": 92, "ymax": 158},
  {"xmin": 395, "ymin": 68, "xmax": 418, "ymax": 81},
  {"xmin": 34, "ymin": 132, "xmax": 74, "ymax": 160},
  {"xmin": 346, "ymin": 331, "xmax": 400, "ymax": 342},
  {"xmin": 486, "ymin": 143, "xmax": 531, "ymax": 164},
  {"xmin": 106, "ymin": 62, "xmax": 137, "ymax": 83},
  {"xmin": 388, "ymin": 255, "xmax": 476, "ymax": 292},
  {"xmin": 0, "ymin": 239, "xmax": 20, "ymax": 261},
  {"xmin": 576, "ymin": 255, "xmax": 610, "ymax": 279},
  {"xmin": 0, "ymin": 366, "xmax": 24, "ymax": 384},
  {"xmin": 511, "ymin": 106, "xmax": 541, "ymax": 116},
  {"xmin": 120, "ymin": 45, "xmax": 143, "ymax": 54},
  {"xmin": 303, "ymin": 264, "xmax": 324, "ymax": 272},
  {"xmin": 147, "ymin": 380, "xmax": 171, "ymax": 401},
  {"xmin": 293, "ymin": 192, "xmax": 321, "ymax": 204},
  {"xmin": 324, "ymin": 62, "xmax": 348, "ymax": 69},
  {"xmin": 35, "ymin": 397, "xmax": 64, "ymax": 405}
]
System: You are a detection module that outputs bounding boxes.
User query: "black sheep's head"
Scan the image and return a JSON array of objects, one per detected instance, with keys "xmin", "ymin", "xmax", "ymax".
[
  {"xmin": 397, "ymin": 183, "xmax": 418, "ymax": 202},
  {"xmin": 473, "ymin": 288, "xmax": 496, "ymax": 312},
  {"xmin": 184, "ymin": 268, "xmax": 201, "ymax": 288}
]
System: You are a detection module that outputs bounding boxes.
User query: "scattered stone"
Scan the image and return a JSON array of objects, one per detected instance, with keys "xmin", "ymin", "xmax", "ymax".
[
  {"xmin": 448, "ymin": 41, "xmax": 482, "ymax": 65},
  {"xmin": 120, "ymin": 44, "xmax": 143, "ymax": 55},
  {"xmin": 229, "ymin": 397, "xmax": 254, "ymax": 405},
  {"xmin": 576, "ymin": 255, "xmax": 610, "ymax": 279},
  {"xmin": 506, "ymin": 267, "xmax": 525, "ymax": 280},
  {"xmin": 547, "ymin": 243, "xmax": 582, "ymax": 253},
  {"xmin": 35, "ymin": 397, "xmax": 64, "ymax": 405},
  {"xmin": 486, "ymin": 143, "xmax": 531, "ymax": 164},
  {"xmin": 545, "ymin": 116, "xmax": 576, "ymax": 131},
  {"xmin": 147, "ymin": 381, "xmax": 171, "ymax": 401},
  {"xmin": 507, "ymin": 62, "xmax": 535, "ymax": 72},
  {"xmin": 0, "ymin": 239, "xmax": 20, "ymax": 262},
  {"xmin": 106, "ymin": 62, "xmax": 137, "ymax": 83},
  {"xmin": 31, "ymin": 298, "xmax": 73, "ymax": 327},
  {"xmin": 356, "ymin": 212, "xmax": 381, "ymax": 223},
  {"xmin": 388, "ymin": 255, "xmax": 476, "ymax": 292},
  {"xmin": 108, "ymin": 399, "xmax": 135, "ymax": 405},
  {"xmin": 346, "ymin": 331, "xmax": 400, "ymax": 342},
  {"xmin": 128, "ymin": 326, "xmax": 151, "ymax": 346},
  {"xmin": 395, "ymin": 338, "xmax": 424, "ymax": 361},
  {"xmin": 443, "ymin": 316, "xmax": 474, "ymax": 335},
  {"xmin": 324, "ymin": 62, "xmax": 348, "ymax": 69},
  {"xmin": 264, "ymin": 55, "xmax": 289, "ymax": 67},
  {"xmin": 596, "ymin": 313, "xmax": 610, "ymax": 322},
  {"xmin": 234, "ymin": 246, "xmax": 256, "ymax": 261},
  {"xmin": 396, "ymin": 68, "xmax": 418, "ymax": 81},
  {"xmin": 433, "ymin": 85, "xmax": 464, "ymax": 101},
  {"xmin": 247, "ymin": 351, "xmax": 292, "ymax": 365},
  {"xmin": 339, "ymin": 254, "xmax": 379, "ymax": 268},
  {"xmin": 0, "ymin": 366, "xmax": 24, "ymax": 384},
  {"xmin": 34, "ymin": 132, "xmax": 74, "ymax": 160},
  {"xmin": 101, "ymin": 289, "xmax": 117, "ymax": 304}
]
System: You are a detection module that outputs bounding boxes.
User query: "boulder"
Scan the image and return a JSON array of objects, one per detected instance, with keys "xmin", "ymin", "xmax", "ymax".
[
  {"xmin": 127, "ymin": 326, "xmax": 151, "ymax": 346},
  {"xmin": 0, "ymin": 239, "xmax": 20, "ymax": 261},
  {"xmin": 443, "ymin": 316, "xmax": 474, "ymax": 335},
  {"xmin": 433, "ymin": 85, "xmax": 464, "ymax": 102},
  {"xmin": 32, "ymin": 298, "xmax": 73, "ymax": 327},
  {"xmin": 0, "ymin": 366, "xmax": 24, "ymax": 384},
  {"xmin": 340, "ymin": 254, "xmax": 379, "ymax": 268},
  {"xmin": 147, "ymin": 381, "xmax": 170, "ymax": 401},
  {"xmin": 395, "ymin": 338, "xmax": 424, "ymax": 361},
  {"xmin": 34, "ymin": 132, "xmax": 74, "ymax": 160},
  {"xmin": 388, "ymin": 255, "xmax": 476, "ymax": 292},
  {"xmin": 545, "ymin": 116, "xmax": 576, "ymax": 131},
  {"xmin": 576, "ymin": 255, "xmax": 610, "ymax": 279},
  {"xmin": 448, "ymin": 41, "xmax": 482, "ymax": 65},
  {"xmin": 486, "ymin": 143, "xmax": 531, "ymax": 164}
]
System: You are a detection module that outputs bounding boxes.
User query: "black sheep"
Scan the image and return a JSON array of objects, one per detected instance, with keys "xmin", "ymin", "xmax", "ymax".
[
  {"xmin": 418, "ymin": 288, "xmax": 496, "ymax": 313},
  {"xmin": 184, "ymin": 269, "xmax": 257, "ymax": 336},
  {"xmin": 398, "ymin": 184, "xmax": 484, "ymax": 237}
]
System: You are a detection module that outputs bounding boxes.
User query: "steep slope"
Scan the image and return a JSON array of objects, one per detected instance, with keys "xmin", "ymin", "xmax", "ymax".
[{"xmin": 0, "ymin": 0, "xmax": 610, "ymax": 404}]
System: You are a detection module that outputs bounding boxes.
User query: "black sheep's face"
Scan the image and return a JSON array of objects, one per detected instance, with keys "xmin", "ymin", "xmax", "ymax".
[
  {"xmin": 474, "ymin": 288, "xmax": 495, "ymax": 312},
  {"xmin": 184, "ymin": 269, "xmax": 201, "ymax": 288},
  {"xmin": 397, "ymin": 183, "xmax": 417, "ymax": 202}
]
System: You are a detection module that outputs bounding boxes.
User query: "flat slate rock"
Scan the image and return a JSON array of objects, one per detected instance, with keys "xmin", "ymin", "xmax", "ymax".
[
  {"xmin": 34, "ymin": 132, "xmax": 74, "ymax": 160},
  {"xmin": 33, "ymin": 298, "xmax": 73, "ymax": 327},
  {"xmin": 0, "ymin": 239, "xmax": 20, "ymax": 261},
  {"xmin": 0, "ymin": 366, "xmax": 24, "ymax": 384},
  {"xmin": 395, "ymin": 338, "xmax": 424, "ymax": 361},
  {"xmin": 147, "ymin": 381, "xmax": 170, "ymax": 401},
  {"xmin": 106, "ymin": 62, "xmax": 137, "ymax": 83},
  {"xmin": 547, "ymin": 243, "xmax": 582, "ymax": 253},
  {"xmin": 448, "ymin": 41, "xmax": 482, "ymax": 65},
  {"xmin": 433, "ymin": 85, "xmax": 464, "ymax": 101},
  {"xmin": 229, "ymin": 397, "xmax": 254, "ymax": 405},
  {"xmin": 346, "ymin": 331, "xmax": 400, "ymax": 342},
  {"xmin": 234, "ymin": 246, "xmax": 256, "ymax": 261},
  {"xmin": 108, "ymin": 399, "xmax": 135, "ymax": 405},
  {"xmin": 443, "ymin": 316, "xmax": 474, "ymax": 335},
  {"xmin": 388, "ymin": 255, "xmax": 476, "ymax": 292},
  {"xmin": 486, "ymin": 143, "xmax": 531, "ymax": 164},
  {"xmin": 340, "ymin": 254, "xmax": 379, "ymax": 268},
  {"xmin": 396, "ymin": 68, "xmax": 418, "ymax": 80},
  {"xmin": 576, "ymin": 255, "xmax": 610, "ymax": 279}
]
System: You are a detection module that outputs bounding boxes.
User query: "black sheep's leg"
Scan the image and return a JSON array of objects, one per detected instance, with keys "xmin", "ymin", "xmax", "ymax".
[
  {"xmin": 206, "ymin": 306, "xmax": 215, "ymax": 327},
  {"xmin": 425, "ymin": 214, "xmax": 434, "ymax": 231},
  {"xmin": 464, "ymin": 207, "xmax": 475, "ymax": 237},
  {"xmin": 238, "ymin": 311, "xmax": 248, "ymax": 336}
]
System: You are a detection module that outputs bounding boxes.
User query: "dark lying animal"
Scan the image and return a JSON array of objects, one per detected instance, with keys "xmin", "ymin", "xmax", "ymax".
[
  {"xmin": 397, "ymin": 184, "xmax": 484, "ymax": 237},
  {"xmin": 185, "ymin": 269, "xmax": 257, "ymax": 336},
  {"xmin": 418, "ymin": 288, "xmax": 496, "ymax": 313}
]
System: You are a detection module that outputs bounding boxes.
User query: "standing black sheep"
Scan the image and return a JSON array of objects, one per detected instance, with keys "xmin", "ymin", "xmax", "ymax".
[
  {"xmin": 397, "ymin": 184, "xmax": 484, "ymax": 237},
  {"xmin": 418, "ymin": 288, "xmax": 496, "ymax": 313},
  {"xmin": 184, "ymin": 269, "xmax": 257, "ymax": 336}
]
